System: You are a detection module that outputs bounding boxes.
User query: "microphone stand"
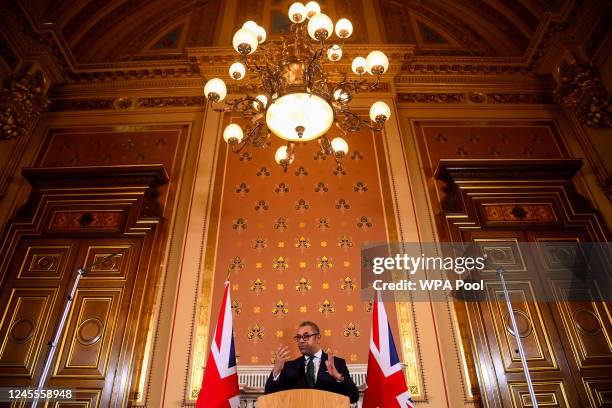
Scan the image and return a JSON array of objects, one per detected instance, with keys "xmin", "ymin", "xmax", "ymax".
[
  {"xmin": 32, "ymin": 250, "xmax": 126, "ymax": 408},
  {"xmin": 497, "ymin": 267, "xmax": 538, "ymax": 408}
]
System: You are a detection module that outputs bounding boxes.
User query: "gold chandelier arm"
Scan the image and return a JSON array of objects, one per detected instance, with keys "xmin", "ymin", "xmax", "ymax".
[
  {"xmin": 336, "ymin": 108, "xmax": 384, "ymax": 132},
  {"xmin": 214, "ymin": 96, "xmax": 264, "ymax": 118},
  {"xmin": 230, "ymin": 121, "xmax": 268, "ymax": 154}
]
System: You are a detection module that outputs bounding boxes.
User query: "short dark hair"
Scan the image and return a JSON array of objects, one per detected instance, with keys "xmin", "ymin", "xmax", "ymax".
[{"xmin": 298, "ymin": 321, "xmax": 320, "ymax": 334}]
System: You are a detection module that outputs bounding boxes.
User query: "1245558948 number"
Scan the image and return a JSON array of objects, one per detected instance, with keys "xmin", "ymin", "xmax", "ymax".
[{"xmin": 0, "ymin": 388, "xmax": 74, "ymax": 401}]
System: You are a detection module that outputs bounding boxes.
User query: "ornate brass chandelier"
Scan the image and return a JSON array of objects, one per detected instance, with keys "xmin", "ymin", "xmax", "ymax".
[{"xmin": 203, "ymin": 1, "xmax": 391, "ymax": 171}]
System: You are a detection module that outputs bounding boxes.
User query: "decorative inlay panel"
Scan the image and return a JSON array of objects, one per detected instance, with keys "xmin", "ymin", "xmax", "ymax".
[
  {"xmin": 472, "ymin": 239, "xmax": 527, "ymax": 273},
  {"xmin": 552, "ymin": 284, "xmax": 612, "ymax": 369},
  {"xmin": 482, "ymin": 204, "xmax": 557, "ymax": 224},
  {"xmin": 0, "ymin": 288, "xmax": 57, "ymax": 377},
  {"xmin": 55, "ymin": 290, "xmax": 122, "ymax": 377},
  {"xmin": 489, "ymin": 284, "xmax": 558, "ymax": 372},
  {"xmin": 17, "ymin": 245, "xmax": 72, "ymax": 279},
  {"xmin": 508, "ymin": 380, "xmax": 570, "ymax": 407},
  {"xmin": 583, "ymin": 378, "xmax": 612, "ymax": 406},
  {"xmin": 50, "ymin": 211, "xmax": 125, "ymax": 231},
  {"xmin": 82, "ymin": 246, "xmax": 131, "ymax": 280}
]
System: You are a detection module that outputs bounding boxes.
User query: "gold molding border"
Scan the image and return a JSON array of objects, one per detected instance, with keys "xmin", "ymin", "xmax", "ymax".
[{"xmin": 187, "ymin": 118, "xmax": 422, "ymax": 400}]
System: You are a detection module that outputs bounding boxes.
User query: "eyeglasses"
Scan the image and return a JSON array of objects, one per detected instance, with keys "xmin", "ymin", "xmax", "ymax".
[{"xmin": 292, "ymin": 333, "xmax": 319, "ymax": 342}]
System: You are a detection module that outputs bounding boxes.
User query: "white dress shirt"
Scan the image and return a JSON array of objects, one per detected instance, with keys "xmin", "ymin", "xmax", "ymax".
[
  {"xmin": 272, "ymin": 349, "xmax": 323, "ymax": 381},
  {"xmin": 305, "ymin": 349, "xmax": 323, "ymax": 380}
]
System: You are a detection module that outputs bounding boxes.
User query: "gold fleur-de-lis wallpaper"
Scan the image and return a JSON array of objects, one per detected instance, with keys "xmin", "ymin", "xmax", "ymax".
[{"xmin": 202, "ymin": 122, "xmax": 397, "ymax": 367}]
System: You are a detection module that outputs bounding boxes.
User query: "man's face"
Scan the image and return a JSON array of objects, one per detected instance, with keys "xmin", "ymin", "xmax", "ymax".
[{"xmin": 295, "ymin": 325, "xmax": 321, "ymax": 356}]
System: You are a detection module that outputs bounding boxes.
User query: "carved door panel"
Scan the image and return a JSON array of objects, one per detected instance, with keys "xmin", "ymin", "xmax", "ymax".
[
  {"xmin": 0, "ymin": 237, "xmax": 143, "ymax": 408},
  {"xmin": 463, "ymin": 230, "xmax": 584, "ymax": 407},
  {"xmin": 0, "ymin": 239, "xmax": 79, "ymax": 385},
  {"xmin": 527, "ymin": 231, "xmax": 612, "ymax": 407}
]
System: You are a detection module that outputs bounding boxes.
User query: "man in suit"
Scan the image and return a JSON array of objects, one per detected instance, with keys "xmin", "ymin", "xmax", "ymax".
[{"xmin": 264, "ymin": 321, "xmax": 359, "ymax": 403}]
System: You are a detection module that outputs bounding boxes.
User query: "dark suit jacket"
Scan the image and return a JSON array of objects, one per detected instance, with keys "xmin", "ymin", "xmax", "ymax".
[{"xmin": 264, "ymin": 352, "xmax": 359, "ymax": 403}]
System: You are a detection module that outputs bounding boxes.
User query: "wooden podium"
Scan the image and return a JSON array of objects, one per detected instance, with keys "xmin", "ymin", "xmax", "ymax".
[{"xmin": 257, "ymin": 389, "xmax": 349, "ymax": 407}]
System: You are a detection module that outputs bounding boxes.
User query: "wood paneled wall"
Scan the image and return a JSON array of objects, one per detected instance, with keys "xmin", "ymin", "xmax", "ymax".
[{"xmin": 0, "ymin": 165, "xmax": 169, "ymax": 407}]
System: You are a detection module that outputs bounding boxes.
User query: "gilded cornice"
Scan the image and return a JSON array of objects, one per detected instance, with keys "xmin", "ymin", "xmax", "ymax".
[{"xmin": 188, "ymin": 45, "xmax": 415, "ymax": 78}]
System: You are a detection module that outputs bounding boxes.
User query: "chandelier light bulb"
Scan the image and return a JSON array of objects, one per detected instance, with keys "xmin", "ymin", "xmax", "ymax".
[
  {"xmin": 335, "ymin": 18, "xmax": 353, "ymax": 38},
  {"xmin": 307, "ymin": 13, "xmax": 333, "ymax": 41},
  {"xmin": 223, "ymin": 123, "xmax": 244, "ymax": 144},
  {"xmin": 254, "ymin": 25, "xmax": 266, "ymax": 43},
  {"xmin": 331, "ymin": 137, "xmax": 349, "ymax": 156},
  {"xmin": 366, "ymin": 50, "xmax": 389, "ymax": 75},
  {"xmin": 204, "ymin": 78, "xmax": 227, "ymax": 102},
  {"xmin": 327, "ymin": 44, "xmax": 342, "ymax": 61},
  {"xmin": 305, "ymin": 1, "xmax": 321, "ymax": 18},
  {"xmin": 275, "ymin": 146, "xmax": 294, "ymax": 164},
  {"xmin": 333, "ymin": 87, "xmax": 352, "ymax": 104},
  {"xmin": 242, "ymin": 21, "xmax": 266, "ymax": 44},
  {"xmin": 233, "ymin": 28, "xmax": 258, "ymax": 55},
  {"xmin": 288, "ymin": 2, "xmax": 307, "ymax": 23},
  {"xmin": 254, "ymin": 94, "xmax": 268, "ymax": 110},
  {"xmin": 229, "ymin": 62, "xmax": 246, "ymax": 80},
  {"xmin": 351, "ymin": 56, "xmax": 367, "ymax": 75},
  {"xmin": 370, "ymin": 101, "xmax": 391, "ymax": 124},
  {"xmin": 242, "ymin": 20, "xmax": 258, "ymax": 32}
]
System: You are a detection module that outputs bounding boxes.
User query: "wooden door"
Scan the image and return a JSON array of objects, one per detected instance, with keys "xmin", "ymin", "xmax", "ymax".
[
  {"xmin": 433, "ymin": 159, "xmax": 612, "ymax": 407},
  {"xmin": 461, "ymin": 227, "xmax": 612, "ymax": 407},
  {"xmin": 526, "ymin": 231, "xmax": 612, "ymax": 407},
  {"xmin": 463, "ymin": 230, "xmax": 585, "ymax": 407},
  {"xmin": 0, "ymin": 237, "xmax": 143, "ymax": 407}
]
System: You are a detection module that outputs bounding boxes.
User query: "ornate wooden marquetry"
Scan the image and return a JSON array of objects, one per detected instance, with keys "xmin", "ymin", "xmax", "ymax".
[
  {"xmin": 434, "ymin": 159, "xmax": 612, "ymax": 408},
  {"xmin": 0, "ymin": 165, "xmax": 168, "ymax": 407}
]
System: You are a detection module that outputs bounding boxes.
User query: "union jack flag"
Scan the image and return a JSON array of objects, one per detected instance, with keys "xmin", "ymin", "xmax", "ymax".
[
  {"xmin": 363, "ymin": 291, "xmax": 414, "ymax": 407},
  {"xmin": 197, "ymin": 281, "xmax": 240, "ymax": 408}
]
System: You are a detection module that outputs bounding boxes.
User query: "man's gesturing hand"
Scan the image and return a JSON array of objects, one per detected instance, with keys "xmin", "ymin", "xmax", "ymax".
[
  {"xmin": 325, "ymin": 349, "xmax": 343, "ymax": 381},
  {"xmin": 273, "ymin": 345, "xmax": 291, "ymax": 376}
]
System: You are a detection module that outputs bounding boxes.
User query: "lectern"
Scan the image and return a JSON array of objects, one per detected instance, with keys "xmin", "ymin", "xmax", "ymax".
[{"xmin": 257, "ymin": 389, "xmax": 349, "ymax": 408}]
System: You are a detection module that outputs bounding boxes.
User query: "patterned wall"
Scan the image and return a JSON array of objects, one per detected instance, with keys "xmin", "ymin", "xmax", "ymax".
[
  {"xmin": 34, "ymin": 125, "xmax": 188, "ymax": 208},
  {"xmin": 204, "ymin": 119, "xmax": 397, "ymax": 368},
  {"xmin": 416, "ymin": 121, "xmax": 567, "ymax": 165},
  {"xmin": 414, "ymin": 121, "xmax": 570, "ymax": 221}
]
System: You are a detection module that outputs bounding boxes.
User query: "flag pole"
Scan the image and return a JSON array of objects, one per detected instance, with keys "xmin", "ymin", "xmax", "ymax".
[{"xmin": 497, "ymin": 267, "xmax": 538, "ymax": 408}]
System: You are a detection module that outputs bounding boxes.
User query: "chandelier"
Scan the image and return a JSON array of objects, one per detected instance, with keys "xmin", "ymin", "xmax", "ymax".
[{"xmin": 203, "ymin": 1, "xmax": 391, "ymax": 171}]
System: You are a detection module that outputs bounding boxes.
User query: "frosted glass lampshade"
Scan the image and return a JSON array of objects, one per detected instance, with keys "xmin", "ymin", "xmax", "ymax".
[
  {"xmin": 254, "ymin": 25, "xmax": 266, "ymax": 43},
  {"xmin": 242, "ymin": 22, "xmax": 266, "ymax": 44},
  {"xmin": 275, "ymin": 146, "xmax": 294, "ymax": 164},
  {"xmin": 204, "ymin": 78, "xmax": 227, "ymax": 102},
  {"xmin": 288, "ymin": 2, "xmax": 306, "ymax": 23},
  {"xmin": 266, "ymin": 93, "xmax": 333, "ymax": 141},
  {"xmin": 232, "ymin": 28, "xmax": 258, "ymax": 54},
  {"xmin": 307, "ymin": 13, "xmax": 333, "ymax": 40},
  {"xmin": 335, "ymin": 18, "xmax": 353, "ymax": 38},
  {"xmin": 242, "ymin": 21, "xmax": 258, "ymax": 32},
  {"xmin": 369, "ymin": 101, "xmax": 391, "ymax": 123},
  {"xmin": 254, "ymin": 94, "xmax": 268, "ymax": 110},
  {"xmin": 229, "ymin": 62, "xmax": 246, "ymax": 80},
  {"xmin": 223, "ymin": 124, "xmax": 244, "ymax": 143},
  {"xmin": 366, "ymin": 50, "xmax": 389, "ymax": 75},
  {"xmin": 351, "ymin": 57, "xmax": 367, "ymax": 75},
  {"xmin": 327, "ymin": 44, "xmax": 342, "ymax": 61},
  {"xmin": 305, "ymin": 1, "xmax": 321, "ymax": 18},
  {"xmin": 331, "ymin": 137, "xmax": 349, "ymax": 155}
]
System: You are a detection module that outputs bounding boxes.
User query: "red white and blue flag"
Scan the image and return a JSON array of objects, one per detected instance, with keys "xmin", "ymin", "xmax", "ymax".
[
  {"xmin": 363, "ymin": 291, "xmax": 414, "ymax": 408},
  {"xmin": 197, "ymin": 281, "xmax": 240, "ymax": 408}
]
